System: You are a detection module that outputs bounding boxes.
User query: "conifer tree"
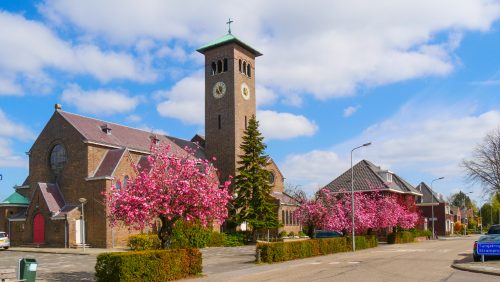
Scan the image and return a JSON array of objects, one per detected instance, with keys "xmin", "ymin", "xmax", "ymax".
[{"xmin": 233, "ymin": 115, "xmax": 280, "ymax": 235}]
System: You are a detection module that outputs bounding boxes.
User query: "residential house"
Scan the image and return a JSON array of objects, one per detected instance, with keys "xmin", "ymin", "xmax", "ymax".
[{"xmin": 415, "ymin": 182, "xmax": 454, "ymax": 236}]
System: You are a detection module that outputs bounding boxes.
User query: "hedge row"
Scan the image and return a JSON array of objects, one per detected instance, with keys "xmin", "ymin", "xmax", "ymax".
[
  {"xmin": 387, "ymin": 231, "xmax": 414, "ymax": 244},
  {"xmin": 128, "ymin": 231, "xmax": 245, "ymax": 251},
  {"xmin": 95, "ymin": 249, "xmax": 202, "ymax": 282},
  {"xmin": 256, "ymin": 235, "xmax": 378, "ymax": 263}
]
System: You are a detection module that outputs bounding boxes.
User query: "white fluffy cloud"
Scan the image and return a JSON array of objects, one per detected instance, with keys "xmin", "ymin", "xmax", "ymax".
[
  {"xmin": 0, "ymin": 11, "xmax": 153, "ymax": 96},
  {"xmin": 258, "ymin": 110, "xmax": 318, "ymax": 140},
  {"xmin": 281, "ymin": 102, "xmax": 500, "ymax": 195},
  {"xmin": 0, "ymin": 109, "xmax": 34, "ymax": 168},
  {"xmin": 156, "ymin": 74, "xmax": 204, "ymax": 124},
  {"xmin": 343, "ymin": 105, "xmax": 361, "ymax": 118},
  {"xmin": 61, "ymin": 84, "xmax": 140, "ymax": 115},
  {"xmin": 40, "ymin": 0, "xmax": 500, "ymax": 100}
]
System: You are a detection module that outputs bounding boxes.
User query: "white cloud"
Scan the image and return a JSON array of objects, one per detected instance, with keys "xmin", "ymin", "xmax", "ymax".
[
  {"xmin": 138, "ymin": 125, "xmax": 168, "ymax": 136},
  {"xmin": 40, "ymin": 0, "xmax": 500, "ymax": 100},
  {"xmin": 156, "ymin": 73, "xmax": 204, "ymax": 124},
  {"xmin": 256, "ymin": 85, "xmax": 277, "ymax": 106},
  {"xmin": 0, "ymin": 11, "xmax": 153, "ymax": 96},
  {"xmin": 126, "ymin": 114, "xmax": 142, "ymax": 123},
  {"xmin": 343, "ymin": 105, "xmax": 361, "ymax": 118},
  {"xmin": 0, "ymin": 109, "xmax": 33, "ymax": 168},
  {"xmin": 280, "ymin": 102, "xmax": 500, "ymax": 196},
  {"xmin": 61, "ymin": 84, "xmax": 140, "ymax": 115},
  {"xmin": 0, "ymin": 109, "xmax": 35, "ymax": 140},
  {"xmin": 258, "ymin": 110, "xmax": 318, "ymax": 140}
]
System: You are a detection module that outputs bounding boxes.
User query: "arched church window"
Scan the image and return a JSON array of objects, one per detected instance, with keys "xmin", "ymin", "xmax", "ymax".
[
  {"xmin": 247, "ymin": 64, "xmax": 251, "ymax": 77},
  {"xmin": 223, "ymin": 58, "xmax": 228, "ymax": 72},
  {"xmin": 211, "ymin": 62, "xmax": 216, "ymax": 75},
  {"xmin": 268, "ymin": 171, "xmax": 275, "ymax": 184},
  {"xmin": 242, "ymin": 61, "xmax": 247, "ymax": 75},
  {"xmin": 239, "ymin": 59, "xmax": 242, "ymax": 73},
  {"xmin": 217, "ymin": 60, "xmax": 223, "ymax": 74},
  {"xmin": 286, "ymin": 210, "xmax": 289, "ymax": 225},
  {"xmin": 50, "ymin": 144, "xmax": 66, "ymax": 174},
  {"xmin": 115, "ymin": 181, "xmax": 121, "ymax": 190},
  {"xmin": 282, "ymin": 210, "xmax": 285, "ymax": 224}
]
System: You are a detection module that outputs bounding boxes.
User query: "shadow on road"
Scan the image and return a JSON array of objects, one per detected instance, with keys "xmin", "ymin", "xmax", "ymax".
[
  {"xmin": 453, "ymin": 252, "xmax": 473, "ymax": 264},
  {"xmin": 40, "ymin": 271, "xmax": 94, "ymax": 281}
]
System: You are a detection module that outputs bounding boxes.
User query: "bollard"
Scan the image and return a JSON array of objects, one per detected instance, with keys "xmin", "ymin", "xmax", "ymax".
[{"xmin": 256, "ymin": 249, "xmax": 261, "ymax": 263}]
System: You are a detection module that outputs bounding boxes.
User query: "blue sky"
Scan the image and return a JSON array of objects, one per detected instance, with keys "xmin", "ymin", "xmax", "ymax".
[{"xmin": 1, "ymin": 1, "xmax": 499, "ymax": 204}]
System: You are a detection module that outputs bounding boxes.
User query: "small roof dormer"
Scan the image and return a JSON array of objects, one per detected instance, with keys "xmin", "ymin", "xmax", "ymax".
[{"xmin": 101, "ymin": 124, "xmax": 112, "ymax": 135}]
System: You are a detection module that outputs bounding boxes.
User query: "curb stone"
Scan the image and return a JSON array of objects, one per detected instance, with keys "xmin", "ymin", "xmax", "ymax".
[{"xmin": 452, "ymin": 263, "xmax": 500, "ymax": 276}]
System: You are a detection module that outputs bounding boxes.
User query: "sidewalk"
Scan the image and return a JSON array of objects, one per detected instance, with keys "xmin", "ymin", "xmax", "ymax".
[
  {"xmin": 452, "ymin": 261, "xmax": 500, "ymax": 276},
  {"xmin": 6, "ymin": 247, "xmax": 127, "ymax": 255}
]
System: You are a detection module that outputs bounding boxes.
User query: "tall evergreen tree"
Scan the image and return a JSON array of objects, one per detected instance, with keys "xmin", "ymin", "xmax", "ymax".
[{"xmin": 233, "ymin": 115, "xmax": 280, "ymax": 234}]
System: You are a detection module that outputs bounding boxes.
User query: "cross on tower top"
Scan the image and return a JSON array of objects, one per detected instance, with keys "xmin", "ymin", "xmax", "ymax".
[{"xmin": 226, "ymin": 18, "xmax": 233, "ymax": 34}]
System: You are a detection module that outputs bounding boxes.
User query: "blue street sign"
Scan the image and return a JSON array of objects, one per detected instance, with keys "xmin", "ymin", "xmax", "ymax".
[{"xmin": 477, "ymin": 243, "xmax": 500, "ymax": 255}]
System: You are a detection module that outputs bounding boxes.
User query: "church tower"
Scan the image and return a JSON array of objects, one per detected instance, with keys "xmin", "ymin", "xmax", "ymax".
[{"xmin": 197, "ymin": 27, "xmax": 262, "ymax": 184}]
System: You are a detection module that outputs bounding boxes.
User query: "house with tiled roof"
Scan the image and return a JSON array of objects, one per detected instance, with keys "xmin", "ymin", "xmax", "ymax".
[
  {"xmin": 323, "ymin": 160, "xmax": 422, "ymax": 237},
  {"xmin": 1, "ymin": 32, "xmax": 299, "ymax": 247},
  {"xmin": 415, "ymin": 182, "xmax": 454, "ymax": 236}
]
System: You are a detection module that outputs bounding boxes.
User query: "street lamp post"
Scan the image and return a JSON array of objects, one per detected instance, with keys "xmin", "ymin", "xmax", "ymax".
[
  {"xmin": 78, "ymin": 198, "xmax": 87, "ymax": 252},
  {"xmin": 351, "ymin": 142, "xmax": 372, "ymax": 252},
  {"xmin": 430, "ymin": 177, "xmax": 444, "ymax": 240}
]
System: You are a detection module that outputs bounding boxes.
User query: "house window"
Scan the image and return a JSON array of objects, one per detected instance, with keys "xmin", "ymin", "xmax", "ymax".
[
  {"xmin": 124, "ymin": 176, "xmax": 129, "ymax": 189},
  {"xmin": 386, "ymin": 173, "xmax": 392, "ymax": 182},
  {"xmin": 50, "ymin": 144, "xmax": 67, "ymax": 174},
  {"xmin": 282, "ymin": 210, "xmax": 285, "ymax": 224},
  {"xmin": 286, "ymin": 211, "xmax": 289, "ymax": 225}
]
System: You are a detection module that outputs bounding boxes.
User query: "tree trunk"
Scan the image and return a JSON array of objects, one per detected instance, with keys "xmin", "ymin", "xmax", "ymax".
[
  {"xmin": 158, "ymin": 215, "xmax": 174, "ymax": 249},
  {"xmin": 307, "ymin": 224, "xmax": 315, "ymax": 238}
]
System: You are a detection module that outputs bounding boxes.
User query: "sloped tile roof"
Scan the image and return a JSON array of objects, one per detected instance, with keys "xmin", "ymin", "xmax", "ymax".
[
  {"xmin": 271, "ymin": 192, "xmax": 300, "ymax": 206},
  {"xmin": 58, "ymin": 111, "xmax": 192, "ymax": 156},
  {"xmin": 324, "ymin": 160, "xmax": 422, "ymax": 196},
  {"xmin": 93, "ymin": 148, "xmax": 126, "ymax": 177},
  {"xmin": 415, "ymin": 182, "xmax": 443, "ymax": 203},
  {"xmin": 167, "ymin": 136, "xmax": 206, "ymax": 160},
  {"xmin": 38, "ymin": 183, "xmax": 65, "ymax": 214},
  {"xmin": 197, "ymin": 33, "xmax": 262, "ymax": 56}
]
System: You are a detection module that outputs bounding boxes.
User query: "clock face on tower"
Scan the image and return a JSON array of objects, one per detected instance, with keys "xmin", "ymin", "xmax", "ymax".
[
  {"xmin": 241, "ymin": 83, "xmax": 250, "ymax": 100},
  {"xmin": 213, "ymin": 81, "xmax": 226, "ymax": 99}
]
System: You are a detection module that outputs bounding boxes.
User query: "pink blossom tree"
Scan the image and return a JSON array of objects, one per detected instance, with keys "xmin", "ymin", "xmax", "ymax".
[
  {"xmin": 106, "ymin": 144, "xmax": 231, "ymax": 248},
  {"xmin": 296, "ymin": 188, "xmax": 420, "ymax": 236}
]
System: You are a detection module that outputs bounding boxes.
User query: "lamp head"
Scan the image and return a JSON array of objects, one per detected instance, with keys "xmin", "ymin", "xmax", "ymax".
[
  {"xmin": 78, "ymin": 198, "xmax": 87, "ymax": 204},
  {"xmin": 363, "ymin": 142, "xmax": 372, "ymax": 147}
]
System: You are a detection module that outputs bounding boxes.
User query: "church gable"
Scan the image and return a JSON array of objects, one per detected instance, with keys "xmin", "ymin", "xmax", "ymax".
[{"xmin": 265, "ymin": 158, "xmax": 285, "ymax": 193}]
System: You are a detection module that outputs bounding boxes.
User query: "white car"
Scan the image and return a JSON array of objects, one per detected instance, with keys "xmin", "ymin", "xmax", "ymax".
[{"xmin": 0, "ymin": 232, "xmax": 10, "ymax": 249}]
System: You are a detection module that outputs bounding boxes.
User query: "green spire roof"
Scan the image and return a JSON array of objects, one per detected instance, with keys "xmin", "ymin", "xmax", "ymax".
[
  {"xmin": 197, "ymin": 33, "xmax": 262, "ymax": 57},
  {"xmin": 0, "ymin": 192, "xmax": 30, "ymax": 206}
]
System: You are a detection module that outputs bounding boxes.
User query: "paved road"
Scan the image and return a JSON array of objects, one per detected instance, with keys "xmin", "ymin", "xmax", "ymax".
[
  {"xmin": 1, "ymin": 236, "xmax": 496, "ymax": 281},
  {"xmin": 196, "ymin": 235, "xmax": 499, "ymax": 282},
  {"xmin": 0, "ymin": 250, "xmax": 96, "ymax": 281}
]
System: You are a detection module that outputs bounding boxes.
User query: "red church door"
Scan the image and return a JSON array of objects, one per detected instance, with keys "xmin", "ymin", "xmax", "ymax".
[{"xmin": 33, "ymin": 213, "xmax": 45, "ymax": 244}]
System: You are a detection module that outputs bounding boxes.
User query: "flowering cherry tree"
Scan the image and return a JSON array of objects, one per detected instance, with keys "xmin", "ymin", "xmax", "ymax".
[
  {"xmin": 106, "ymin": 144, "xmax": 231, "ymax": 248},
  {"xmin": 296, "ymin": 188, "xmax": 419, "ymax": 235}
]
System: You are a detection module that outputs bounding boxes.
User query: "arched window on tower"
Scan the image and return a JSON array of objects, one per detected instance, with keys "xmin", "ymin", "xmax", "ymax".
[
  {"xmin": 217, "ymin": 60, "xmax": 223, "ymax": 74},
  {"xmin": 242, "ymin": 61, "xmax": 247, "ymax": 75},
  {"xmin": 247, "ymin": 64, "xmax": 251, "ymax": 77},
  {"xmin": 223, "ymin": 58, "xmax": 228, "ymax": 72},
  {"xmin": 211, "ymin": 62, "xmax": 216, "ymax": 75},
  {"xmin": 239, "ymin": 59, "xmax": 242, "ymax": 73}
]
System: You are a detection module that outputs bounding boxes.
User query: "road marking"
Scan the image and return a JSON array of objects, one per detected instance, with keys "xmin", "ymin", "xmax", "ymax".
[
  {"xmin": 310, "ymin": 262, "xmax": 322, "ymax": 265},
  {"xmin": 348, "ymin": 261, "xmax": 361, "ymax": 264},
  {"xmin": 328, "ymin": 262, "xmax": 340, "ymax": 265}
]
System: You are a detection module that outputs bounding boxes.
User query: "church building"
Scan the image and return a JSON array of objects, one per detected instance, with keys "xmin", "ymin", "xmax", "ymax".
[{"xmin": 0, "ymin": 31, "xmax": 300, "ymax": 248}]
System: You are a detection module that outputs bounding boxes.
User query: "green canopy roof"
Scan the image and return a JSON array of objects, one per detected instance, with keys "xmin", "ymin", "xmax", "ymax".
[
  {"xmin": 197, "ymin": 33, "xmax": 262, "ymax": 56},
  {"xmin": 0, "ymin": 192, "xmax": 30, "ymax": 206}
]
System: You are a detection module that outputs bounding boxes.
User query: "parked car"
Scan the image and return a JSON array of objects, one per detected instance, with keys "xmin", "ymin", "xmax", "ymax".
[
  {"xmin": 473, "ymin": 224, "xmax": 500, "ymax": 261},
  {"xmin": 0, "ymin": 232, "xmax": 10, "ymax": 250},
  {"xmin": 314, "ymin": 230, "xmax": 343, "ymax": 239}
]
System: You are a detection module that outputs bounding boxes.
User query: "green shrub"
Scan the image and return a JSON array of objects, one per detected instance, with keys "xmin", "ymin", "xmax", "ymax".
[
  {"xmin": 387, "ymin": 231, "xmax": 414, "ymax": 244},
  {"xmin": 288, "ymin": 231, "xmax": 296, "ymax": 237},
  {"xmin": 128, "ymin": 234, "xmax": 161, "ymax": 251},
  {"xmin": 298, "ymin": 231, "xmax": 307, "ymax": 237},
  {"xmin": 95, "ymin": 249, "xmax": 202, "ymax": 282},
  {"xmin": 415, "ymin": 229, "xmax": 432, "ymax": 238},
  {"xmin": 257, "ymin": 236, "xmax": 378, "ymax": 263},
  {"xmin": 278, "ymin": 231, "xmax": 288, "ymax": 238},
  {"xmin": 171, "ymin": 219, "xmax": 211, "ymax": 249},
  {"xmin": 224, "ymin": 232, "xmax": 245, "ymax": 246},
  {"xmin": 207, "ymin": 232, "xmax": 226, "ymax": 247}
]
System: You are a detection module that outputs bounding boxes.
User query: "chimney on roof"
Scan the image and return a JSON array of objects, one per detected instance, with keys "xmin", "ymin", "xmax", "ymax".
[
  {"xmin": 101, "ymin": 124, "xmax": 112, "ymax": 135},
  {"xmin": 55, "ymin": 104, "xmax": 62, "ymax": 111},
  {"xmin": 150, "ymin": 135, "xmax": 160, "ymax": 145}
]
